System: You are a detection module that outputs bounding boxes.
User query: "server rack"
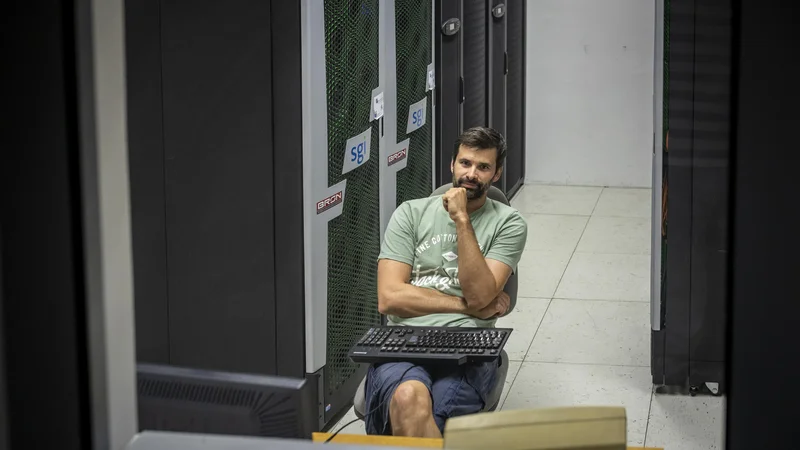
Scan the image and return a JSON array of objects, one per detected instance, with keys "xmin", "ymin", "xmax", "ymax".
[
  {"xmin": 385, "ymin": 0, "xmax": 438, "ymax": 224},
  {"xmin": 650, "ymin": 0, "xmax": 732, "ymax": 395},
  {"xmin": 503, "ymin": 0, "xmax": 526, "ymax": 198},
  {"xmin": 394, "ymin": 0, "xmax": 437, "ymax": 205},
  {"xmin": 487, "ymin": 0, "xmax": 507, "ymax": 161},
  {"xmin": 127, "ymin": 0, "xmax": 288, "ymax": 376},
  {"xmin": 126, "ymin": 0, "xmax": 436, "ymax": 432},
  {"xmin": 462, "ymin": 0, "xmax": 488, "ymax": 133},
  {"xmin": 434, "ymin": 0, "xmax": 463, "ymax": 187},
  {"xmin": 434, "ymin": 0, "xmax": 525, "ymax": 197},
  {"xmin": 4, "ymin": 0, "xmax": 137, "ymax": 446},
  {"xmin": 303, "ymin": 0, "xmax": 384, "ymax": 425}
]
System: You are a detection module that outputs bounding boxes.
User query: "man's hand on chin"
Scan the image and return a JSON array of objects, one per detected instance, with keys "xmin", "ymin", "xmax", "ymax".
[
  {"xmin": 467, "ymin": 291, "xmax": 510, "ymax": 320},
  {"xmin": 442, "ymin": 187, "xmax": 470, "ymax": 223}
]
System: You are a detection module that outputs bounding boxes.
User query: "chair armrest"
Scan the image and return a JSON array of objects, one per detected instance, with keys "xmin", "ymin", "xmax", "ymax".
[{"xmin": 499, "ymin": 270, "xmax": 518, "ymax": 317}]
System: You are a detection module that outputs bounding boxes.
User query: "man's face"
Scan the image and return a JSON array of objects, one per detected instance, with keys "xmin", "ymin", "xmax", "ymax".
[{"xmin": 450, "ymin": 145, "xmax": 503, "ymax": 200}]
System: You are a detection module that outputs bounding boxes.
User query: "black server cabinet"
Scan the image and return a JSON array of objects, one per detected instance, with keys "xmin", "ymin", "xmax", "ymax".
[
  {"xmin": 2, "ymin": 3, "xmax": 100, "ymax": 446},
  {"xmin": 487, "ymin": 0, "xmax": 507, "ymax": 191},
  {"xmin": 160, "ymin": 0, "xmax": 279, "ymax": 375},
  {"xmin": 726, "ymin": 0, "xmax": 800, "ymax": 443},
  {"xmin": 126, "ymin": 0, "xmax": 396, "ymax": 431},
  {"xmin": 435, "ymin": 0, "xmax": 463, "ymax": 186},
  {"xmin": 126, "ymin": 0, "xmax": 306, "ymax": 386},
  {"xmin": 434, "ymin": 0, "xmax": 525, "ymax": 196},
  {"xmin": 652, "ymin": 0, "xmax": 732, "ymax": 394},
  {"xmin": 462, "ymin": 0, "xmax": 488, "ymax": 131},
  {"xmin": 503, "ymin": 0, "xmax": 526, "ymax": 197}
]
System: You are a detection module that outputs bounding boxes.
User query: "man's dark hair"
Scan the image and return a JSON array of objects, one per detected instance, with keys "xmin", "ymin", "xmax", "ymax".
[{"xmin": 453, "ymin": 127, "xmax": 507, "ymax": 170}]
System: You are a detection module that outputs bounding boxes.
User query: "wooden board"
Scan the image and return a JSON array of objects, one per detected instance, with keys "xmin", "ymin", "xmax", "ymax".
[
  {"xmin": 311, "ymin": 433, "xmax": 663, "ymax": 449},
  {"xmin": 312, "ymin": 432, "xmax": 443, "ymax": 447}
]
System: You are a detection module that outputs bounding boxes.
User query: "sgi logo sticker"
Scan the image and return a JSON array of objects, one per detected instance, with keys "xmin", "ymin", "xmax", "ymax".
[
  {"xmin": 342, "ymin": 128, "xmax": 372, "ymax": 175},
  {"xmin": 406, "ymin": 98, "xmax": 427, "ymax": 133}
]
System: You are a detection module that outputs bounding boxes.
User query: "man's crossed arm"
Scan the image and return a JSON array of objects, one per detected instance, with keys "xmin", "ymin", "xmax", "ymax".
[
  {"xmin": 376, "ymin": 259, "xmax": 511, "ymax": 320},
  {"xmin": 454, "ymin": 216, "xmax": 513, "ymax": 311}
]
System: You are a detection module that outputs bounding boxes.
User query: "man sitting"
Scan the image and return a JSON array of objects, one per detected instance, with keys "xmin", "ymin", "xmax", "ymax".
[{"xmin": 365, "ymin": 127, "xmax": 528, "ymax": 438}]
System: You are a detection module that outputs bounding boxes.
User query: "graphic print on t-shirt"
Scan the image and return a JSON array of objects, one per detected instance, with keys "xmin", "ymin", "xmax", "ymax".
[
  {"xmin": 410, "ymin": 232, "xmax": 484, "ymax": 294},
  {"xmin": 411, "ymin": 265, "xmax": 455, "ymax": 291}
]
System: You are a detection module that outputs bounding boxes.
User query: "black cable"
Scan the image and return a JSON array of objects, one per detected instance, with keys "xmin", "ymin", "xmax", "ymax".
[
  {"xmin": 323, "ymin": 417, "xmax": 362, "ymax": 443},
  {"xmin": 324, "ymin": 365, "xmax": 416, "ymax": 443}
]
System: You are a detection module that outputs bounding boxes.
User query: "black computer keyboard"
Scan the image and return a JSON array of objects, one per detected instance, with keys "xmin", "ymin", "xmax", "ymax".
[{"xmin": 348, "ymin": 326, "xmax": 513, "ymax": 365}]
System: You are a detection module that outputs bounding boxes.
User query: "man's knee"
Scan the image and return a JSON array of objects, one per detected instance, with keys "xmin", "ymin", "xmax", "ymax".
[{"xmin": 390, "ymin": 380, "xmax": 432, "ymax": 418}]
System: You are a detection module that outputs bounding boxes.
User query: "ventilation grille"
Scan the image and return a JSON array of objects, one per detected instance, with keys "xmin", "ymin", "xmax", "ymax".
[
  {"xmin": 396, "ymin": 0, "xmax": 433, "ymax": 204},
  {"xmin": 138, "ymin": 377, "xmax": 298, "ymax": 437},
  {"xmin": 323, "ymin": 0, "xmax": 382, "ymax": 399}
]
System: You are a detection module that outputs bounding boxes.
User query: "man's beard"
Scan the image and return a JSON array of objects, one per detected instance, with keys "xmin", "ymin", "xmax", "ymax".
[{"xmin": 453, "ymin": 175, "xmax": 488, "ymax": 200}]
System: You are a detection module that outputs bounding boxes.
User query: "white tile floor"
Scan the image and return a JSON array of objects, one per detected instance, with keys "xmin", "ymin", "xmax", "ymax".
[{"xmin": 330, "ymin": 184, "xmax": 725, "ymax": 449}]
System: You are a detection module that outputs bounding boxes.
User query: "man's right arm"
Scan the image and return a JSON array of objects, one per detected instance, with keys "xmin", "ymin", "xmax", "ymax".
[{"xmin": 377, "ymin": 259, "xmax": 470, "ymax": 318}]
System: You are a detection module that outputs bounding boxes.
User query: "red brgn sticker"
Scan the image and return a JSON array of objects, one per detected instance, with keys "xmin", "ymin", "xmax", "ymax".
[
  {"xmin": 388, "ymin": 148, "xmax": 408, "ymax": 166},
  {"xmin": 316, "ymin": 191, "xmax": 343, "ymax": 214}
]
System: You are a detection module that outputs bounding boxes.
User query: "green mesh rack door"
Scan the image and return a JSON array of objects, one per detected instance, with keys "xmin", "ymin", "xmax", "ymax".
[
  {"xmin": 322, "ymin": 0, "xmax": 382, "ymax": 421},
  {"xmin": 395, "ymin": 0, "xmax": 434, "ymax": 204}
]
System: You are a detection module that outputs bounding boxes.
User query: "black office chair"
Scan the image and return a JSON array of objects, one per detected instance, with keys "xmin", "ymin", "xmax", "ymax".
[{"xmin": 352, "ymin": 184, "xmax": 518, "ymax": 420}]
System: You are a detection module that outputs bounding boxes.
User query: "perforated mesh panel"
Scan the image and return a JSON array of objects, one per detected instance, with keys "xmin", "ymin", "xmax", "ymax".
[
  {"xmin": 396, "ymin": 0, "xmax": 433, "ymax": 204},
  {"xmin": 463, "ymin": 0, "xmax": 487, "ymax": 129},
  {"xmin": 323, "ymin": 0, "xmax": 382, "ymax": 399}
]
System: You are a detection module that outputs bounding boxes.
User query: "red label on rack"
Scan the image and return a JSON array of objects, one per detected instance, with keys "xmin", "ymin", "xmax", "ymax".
[
  {"xmin": 316, "ymin": 191, "xmax": 343, "ymax": 214},
  {"xmin": 388, "ymin": 148, "xmax": 408, "ymax": 166}
]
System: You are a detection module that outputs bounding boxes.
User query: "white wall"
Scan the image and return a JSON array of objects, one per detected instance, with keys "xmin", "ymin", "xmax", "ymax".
[{"xmin": 525, "ymin": 0, "xmax": 655, "ymax": 187}]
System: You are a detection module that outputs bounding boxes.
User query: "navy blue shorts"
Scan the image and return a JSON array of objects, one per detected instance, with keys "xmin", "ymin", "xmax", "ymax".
[{"xmin": 363, "ymin": 359, "xmax": 499, "ymax": 435}]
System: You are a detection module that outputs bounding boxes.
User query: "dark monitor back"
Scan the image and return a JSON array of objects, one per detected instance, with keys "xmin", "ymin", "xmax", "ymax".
[{"xmin": 137, "ymin": 363, "xmax": 317, "ymax": 439}]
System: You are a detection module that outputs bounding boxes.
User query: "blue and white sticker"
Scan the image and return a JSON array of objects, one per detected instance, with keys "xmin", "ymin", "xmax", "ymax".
[
  {"xmin": 406, "ymin": 98, "xmax": 427, "ymax": 134},
  {"xmin": 342, "ymin": 128, "xmax": 372, "ymax": 175}
]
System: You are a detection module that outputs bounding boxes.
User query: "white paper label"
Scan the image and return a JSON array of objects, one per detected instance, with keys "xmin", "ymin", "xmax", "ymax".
[
  {"xmin": 372, "ymin": 91, "xmax": 384, "ymax": 121},
  {"xmin": 406, "ymin": 98, "xmax": 427, "ymax": 133},
  {"xmin": 426, "ymin": 69, "xmax": 435, "ymax": 92},
  {"xmin": 442, "ymin": 251, "xmax": 458, "ymax": 262},
  {"xmin": 341, "ymin": 128, "xmax": 372, "ymax": 175}
]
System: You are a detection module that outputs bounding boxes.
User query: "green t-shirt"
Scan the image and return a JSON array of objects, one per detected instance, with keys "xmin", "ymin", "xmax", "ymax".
[{"xmin": 379, "ymin": 195, "xmax": 528, "ymax": 328}]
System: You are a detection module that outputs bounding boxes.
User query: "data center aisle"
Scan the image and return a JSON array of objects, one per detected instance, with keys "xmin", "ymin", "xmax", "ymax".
[{"xmin": 331, "ymin": 184, "xmax": 724, "ymax": 450}]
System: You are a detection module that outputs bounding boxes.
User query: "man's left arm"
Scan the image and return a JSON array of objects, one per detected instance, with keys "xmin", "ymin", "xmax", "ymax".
[{"xmin": 454, "ymin": 212, "xmax": 527, "ymax": 311}]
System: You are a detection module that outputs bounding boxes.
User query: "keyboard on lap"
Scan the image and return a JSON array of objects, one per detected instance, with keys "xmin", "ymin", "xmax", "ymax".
[{"xmin": 348, "ymin": 326, "xmax": 513, "ymax": 365}]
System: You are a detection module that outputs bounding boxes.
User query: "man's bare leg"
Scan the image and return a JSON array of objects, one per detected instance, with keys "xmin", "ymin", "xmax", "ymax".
[{"xmin": 388, "ymin": 380, "xmax": 441, "ymax": 438}]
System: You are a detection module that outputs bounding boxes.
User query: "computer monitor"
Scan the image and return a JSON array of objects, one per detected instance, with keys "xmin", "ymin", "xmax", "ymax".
[{"xmin": 136, "ymin": 363, "xmax": 317, "ymax": 439}]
